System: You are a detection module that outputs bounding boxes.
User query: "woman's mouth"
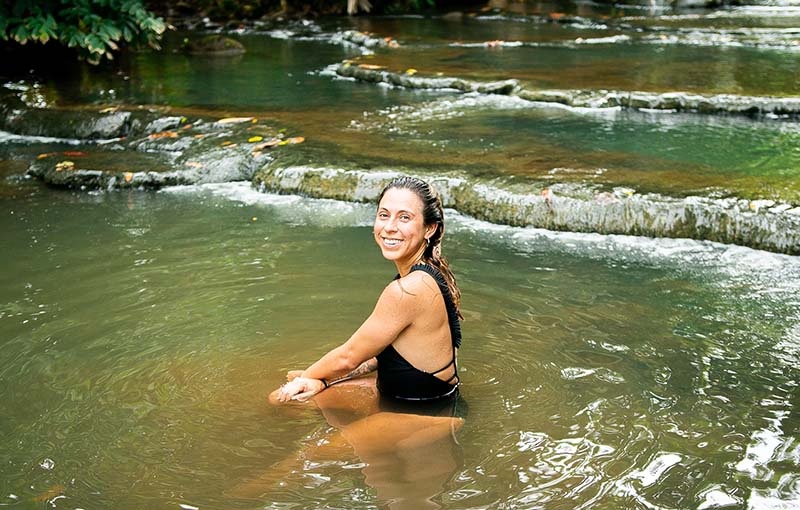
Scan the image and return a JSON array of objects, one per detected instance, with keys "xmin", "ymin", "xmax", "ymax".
[{"xmin": 382, "ymin": 237, "xmax": 402, "ymax": 247}]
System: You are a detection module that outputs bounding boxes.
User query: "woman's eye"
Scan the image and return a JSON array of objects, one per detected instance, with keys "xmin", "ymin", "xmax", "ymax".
[{"xmin": 400, "ymin": 215, "xmax": 410, "ymax": 221}]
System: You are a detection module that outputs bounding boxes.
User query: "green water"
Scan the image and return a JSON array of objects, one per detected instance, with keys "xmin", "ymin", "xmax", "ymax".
[
  {"xmin": 1, "ymin": 183, "xmax": 799, "ymax": 508},
  {"xmin": 2, "ymin": 3, "xmax": 800, "ymax": 507}
]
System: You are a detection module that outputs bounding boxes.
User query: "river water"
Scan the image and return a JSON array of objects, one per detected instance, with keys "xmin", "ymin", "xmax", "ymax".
[{"xmin": 1, "ymin": 2, "xmax": 800, "ymax": 509}]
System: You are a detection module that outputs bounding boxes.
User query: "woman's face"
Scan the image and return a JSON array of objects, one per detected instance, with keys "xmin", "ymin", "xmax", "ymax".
[{"xmin": 374, "ymin": 188, "xmax": 434, "ymax": 265}]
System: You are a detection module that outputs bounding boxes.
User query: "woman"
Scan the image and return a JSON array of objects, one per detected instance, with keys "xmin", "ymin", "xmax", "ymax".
[{"xmin": 273, "ymin": 176, "xmax": 462, "ymax": 404}]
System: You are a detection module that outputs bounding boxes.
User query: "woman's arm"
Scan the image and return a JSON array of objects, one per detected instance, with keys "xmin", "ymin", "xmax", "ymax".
[{"xmin": 275, "ymin": 275, "xmax": 429, "ymax": 401}]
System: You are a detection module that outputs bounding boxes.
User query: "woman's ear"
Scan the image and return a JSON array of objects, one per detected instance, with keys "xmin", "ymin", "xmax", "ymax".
[{"xmin": 425, "ymin": 223, "xmax": 438, "ymax": 240}]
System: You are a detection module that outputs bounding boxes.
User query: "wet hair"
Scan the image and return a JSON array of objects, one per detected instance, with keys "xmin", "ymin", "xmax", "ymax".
[{"xmin": 378, "ymin": 176, "xmax": 463, "ymax": 319}]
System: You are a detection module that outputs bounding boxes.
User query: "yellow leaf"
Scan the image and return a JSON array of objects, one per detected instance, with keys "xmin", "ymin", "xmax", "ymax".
[
  {"xmin": 251, "ymin": 150, "xmax": 263, "ymax": 157},
  {"xmin": 286, "ymin": 136, "xmax": 305, "ymax": 144},
  {"xmin": 248, "ymin": 136, "xmax": 263, "ymax": 143},
  {"xmin": 99, "ymin": 107, "xmax": 119, "ymax": 114},
  {"xmin": 37, "ymin": 152, "xmax": 56, "ymax": 159},
  {"xmin": 358, "ymin": 64, "xmax": 385, "ymax": 70},
  {"xmin": 405, "ymin": 68, "xmax": 417, "ymax": 75},
  {"xmin": 124, "ymin": 172, "xmax": 134, "ymax": 183},
  {"xmin": 221, "ymin": 141, "xmax": 233, "ymax": 146},
  {"xmin": 185, "ymin": 162, "xmax": 203, "ymax": 168},
  {"xmin": 55, "ymin": 161, "xmax": 74, "ymax": 172}
]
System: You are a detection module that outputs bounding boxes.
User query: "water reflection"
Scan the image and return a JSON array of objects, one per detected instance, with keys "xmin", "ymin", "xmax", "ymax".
[{"xmin": 237, "ymin": 378, "xmax": 464, "ymax": 509}]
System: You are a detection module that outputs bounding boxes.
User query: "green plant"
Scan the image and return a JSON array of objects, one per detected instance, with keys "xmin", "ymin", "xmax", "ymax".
[{"xmin": 0, "ymin": 0, "xmax": 166, "ymax": 64}]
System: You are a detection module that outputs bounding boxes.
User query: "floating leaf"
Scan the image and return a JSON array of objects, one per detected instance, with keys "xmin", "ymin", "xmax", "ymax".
[
  {"xmin": 251, "ymin": 118, "xmax": 258, "ymax": 123},
  {"xmin": 253, "ymin": 138, "xmax": 281, "ymax": 150},
  {"xmin": 286, "ymin": 137, "xmax": 305, "ymax": 144},
  {"xmin": 193, "ymin": 134, "xmax": 206, "ymax": 139},
  {"xmin": 221, "ymin": 141, "xmax": 233, "ymax": 146},
  {"xmin": 181, "ymin": 123, "xmax": 193, "ymax": 130},
  {"xmin": 251, "ymin": 150, "xmax": 263, "ymax": 157},
  {"xmin": 37, "ymin": 152, "xmax": 56, "ymax": 159},
  {"xmin": 185, "ymin": 162, "xmax": 203, "ymax": 168},
  {"xmin": 55, "ymin": 161, "xmax": 74, "ymax": 172},
  {"xmin": 149, "ymin": 131, "xmax": 178, "ymax": 139},
  {"xmin": 405, "ymin": 68, "xmax": 417, "ymax": 75},
  {"xmin": 32, "ymin": 484, "xmax": 65, "ymax": 503},
  {"xmin": 63, "ymin": 151, "xmax": 87, "ymax": 157},
  {"xmin": 248, "ymin": 136, "xmax": 263, "ymax": 143},
  {"xmin": 549, "ymin": 12, "xmax": 565, "ymax": 19},
  {"xmin": 251, "ymin": 217, "xmax": 258, "ymax": 222},
  {"xmin": 358, "ymin": 64, "xmax": 385, "ymax": 70},
  {"xmin": 99, "ymin": 107, "xmax": 119, "ymax": 114},
  {"xmin": 217, "ymin": 117, "xmax": 254, "ymax": 124},
  {"xmin": 124, "ymin": 172, "xmax": 133, "ymax": 183}
]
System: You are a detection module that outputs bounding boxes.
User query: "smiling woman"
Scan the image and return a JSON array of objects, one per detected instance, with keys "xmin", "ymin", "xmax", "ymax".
[{"xmin": 270, "ymin": 176, "xmax": 463, "ymax": 403}]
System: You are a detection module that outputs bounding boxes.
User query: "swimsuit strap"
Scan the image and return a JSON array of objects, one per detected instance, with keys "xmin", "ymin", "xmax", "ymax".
[{"xmin": 406, "ymin": 263, "xmax": 462, "ymax": 384}]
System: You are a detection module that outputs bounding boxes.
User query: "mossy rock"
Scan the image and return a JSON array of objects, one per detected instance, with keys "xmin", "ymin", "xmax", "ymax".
[{"xmin": 183, "ymin": 35, "xmax": 246, "ymax": 56}]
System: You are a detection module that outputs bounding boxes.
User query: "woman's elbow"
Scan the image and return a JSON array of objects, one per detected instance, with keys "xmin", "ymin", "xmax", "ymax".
[{"xmin": 336, "ymin": 348, "xmax": 363, "ymax": 373}]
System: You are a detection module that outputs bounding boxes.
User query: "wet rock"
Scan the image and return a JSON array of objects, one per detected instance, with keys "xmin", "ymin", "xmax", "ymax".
[
  {"xmin": 253, "ymin": 165, "xmax": 800, "ymax": 255},
  {"xmin": 0, "ymin": 107, "xmax": 137, "ymax": 139},
  {"xmin": 335, "ymin": 63, "xmax": 800, "ymax": 117},
  {"xmin": 183, "ymin": 35, "xmax": 246, "ymax": 55}
]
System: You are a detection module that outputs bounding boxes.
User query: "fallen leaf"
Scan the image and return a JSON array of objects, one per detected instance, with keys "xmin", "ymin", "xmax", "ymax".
[
  {"xmin": 55, "ymin": 161, "xmax": 74, "ymax": 172},
  {"xmin": 185, "ymin": 162, "xmax": 203, "ymax": 168},
  {"xmin": 124, "ymin": 172, "xmax": 134, "ymax": 183},
  {"xmin": 99, "ymin": 107, "xmax": 119, "ymax": 114},
  {"xmin": 149, "ymin": 131, "xmax": 178, "ymax": 139},
  {"xmin": 63, "ymin": 151, "xmax": 87, "ymax": 157},
  {"xmin": 181, "ymin": 123, "xmax": 193, "ymax": 130},
  {"xmin": 358, "ymin": 64, "xmax": 385, "ymax": 70},
  {"xmin": 221, "ymin": 141, "xmax": 233, "ymax": 146},
  {"xmin": 217, "ymin": 117, "xmax": 254, "ymax": 124},
  {"xmin": 248, "ymin": 136, "xmax": 264, "ymax": 143},
  {"xmin": 405, "ymin": 68, "xmax": 417, "ymax": 75},
  {"xmin": 254, "ymin": 139, "xmax": 281, "ymax": 150},
  {"xmin": 251, "ymin": 150, "xmax": 263, "ymax": 157},
  {"xmin": 37, "ymin": 152, "xmax": 56, "ymax": 159},
  {"xmin": 32, "ymin": 484, "xmax": 65, "ymax": 502},
  {"xmin": 194, "ymin": 134, "xmax": 206, "ymax": 139},
  {"xmin": 286, "ymin": 136, "xmax": 305, "ymax": 144},
  {"xmin": 251, "ymin": 217, "xmax": 258, "ymax": 222},
  {"xmin": 549, "ymin": 12, "xmax": 565, "ymax": 19},
  {"xmin": 251, "ymin": 118, "xmax": 258, "ymax": 123}
]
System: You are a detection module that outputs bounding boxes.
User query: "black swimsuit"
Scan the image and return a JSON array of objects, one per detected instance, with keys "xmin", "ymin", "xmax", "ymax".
[{"xmin": 376, "ymin": 264, "xmax": 462, "ymax": 401}]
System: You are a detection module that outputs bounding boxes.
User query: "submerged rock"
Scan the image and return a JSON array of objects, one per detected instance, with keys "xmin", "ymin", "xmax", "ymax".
[{"xmin": 182, "ymin": 35, "xmax": 246, "ymax": 55}]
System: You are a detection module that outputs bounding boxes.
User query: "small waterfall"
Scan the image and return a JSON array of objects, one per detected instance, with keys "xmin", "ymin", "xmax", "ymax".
[{"xmin": 253, "ymin": 165, "xmax": 800, "ymax": 255}]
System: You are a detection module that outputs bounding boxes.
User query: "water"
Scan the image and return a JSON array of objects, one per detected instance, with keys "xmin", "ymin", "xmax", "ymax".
[
  {"xmin": 2, "ymin": 2, "xmax": 800, "ymax": 507},
  {"xmin": 1, "ymin": 182, "xmax": 799, "ymax": 508}
]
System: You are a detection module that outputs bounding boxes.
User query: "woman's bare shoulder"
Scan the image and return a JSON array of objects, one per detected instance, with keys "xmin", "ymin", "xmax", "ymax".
[{"xmin": 390, "ymin": 269, "xmax": 440, "ymax": 300}]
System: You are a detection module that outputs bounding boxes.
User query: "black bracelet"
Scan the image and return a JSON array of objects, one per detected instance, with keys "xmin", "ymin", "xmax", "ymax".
[{"xmin": 322, "ymin": 378, "xmax": 329, "ymax": 389}]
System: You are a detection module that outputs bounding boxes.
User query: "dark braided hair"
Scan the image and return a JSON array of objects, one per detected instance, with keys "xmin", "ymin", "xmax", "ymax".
[{"xmin": 378, "ymin": 176, "xmax": 463, "ymax": 319}]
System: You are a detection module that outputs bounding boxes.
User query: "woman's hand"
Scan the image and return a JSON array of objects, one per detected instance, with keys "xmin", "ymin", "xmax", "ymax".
[
  {"xmin": 286, "ymin": 370, "xmax": 304, "ymax": 381},
  {"xmin": 275, "ymin": 377, "xmax": 326, "ymax": 402}
]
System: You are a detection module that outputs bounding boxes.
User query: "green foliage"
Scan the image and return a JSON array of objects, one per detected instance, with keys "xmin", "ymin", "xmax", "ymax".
[{"xmin": 0, "ymin": 0, "xmax": 166, "ymax": 64}]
